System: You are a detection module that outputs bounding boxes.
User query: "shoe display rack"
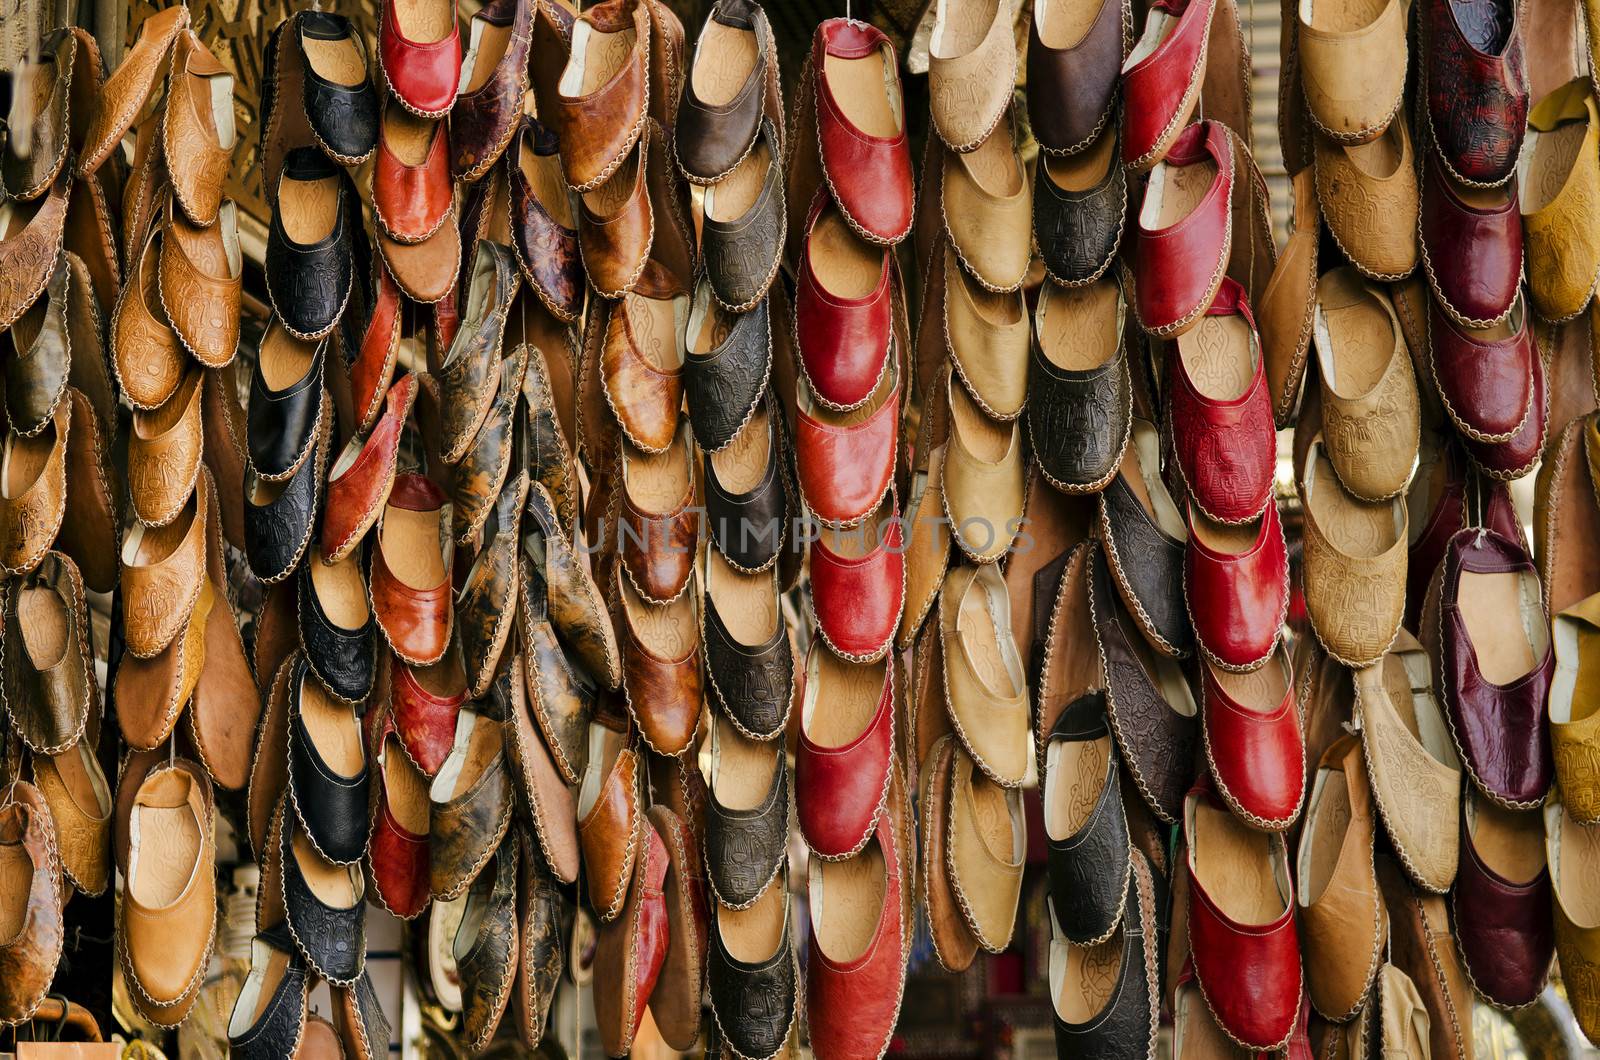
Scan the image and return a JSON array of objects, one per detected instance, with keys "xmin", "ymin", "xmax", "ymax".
[{"xmin": 1, "ymin": 0, "xmax": 1599, "ymax": 1054}]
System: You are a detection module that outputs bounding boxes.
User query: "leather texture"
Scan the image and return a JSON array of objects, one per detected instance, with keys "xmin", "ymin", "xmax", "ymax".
[
  {"xmin": 1033, "ymin": 136, "xmax": 1127, "ymax": 288},
  {"xmin": 1185, "ymin": 501, "xmax": 1288, "ymax": 672},
  {"xmin": 227, "ymin": 926, "xmax": 309, "ymax": 1060},
  {"xmin": 706, "ymin": 744, "xmax": 788, "ymax": 909},
  {"xmin": 159, "ymin": 201, "xmax": 244, "ymax": 370},
  {"xmin": 1120, "ymin": 0, "xmax": 1215, "ymax": 169},
  {"xmin": 1421, "ymin": 0, "xmax": 1527, "ymax": 187},
  {"xmin": 1296, "ymin": 0, "xmax": 1406, "ymax": 143},
  {"xmin": 322, "ymin": 372, "xmax": 417, "ymax": 564},
  {"xmin": 451, "ymin": 0, "xmax": 531, "ymax": 182},
  {"xmin": 1202, "ymin": 647, "xmax": 1305, "ymax": 830},
  {"xmin": 370, "ymin": 473, "xmax": 453, "ymax": 667},
  {"xmin": 457, "ymin": 841, "xmax": 519, "ymax": 1053},
  {"xmin": 508, "ymin": 118, "xmax": 584, "ymax": 322},
  {"xmin": 549, "ymin": 0, "xmax": 650, "ymax": 192},
  {"xmin": 575, "ymin": 118, "xmax": 656, "ymax": 300},
  {"xmin": 1300, "ymin": 445, "xmax": 1407, "ymax": 667},
  {"xmin": 1167, "ymin": 280, "xmax": 1276, "ymax": 524},
  {"xmin": 701, "ymin": 119, "xmax": 785, "ymax": 312},
  {"xmin": 0, "ymin": 397, "xmax": 69, "ymax": 578},
  {"xmin": 796, "ymin": 649, "xmax": 894, "ymax": 858},
  {"xmin": 941, "ymin": 563, "xmax": 1030, "ymax": 787},
  {"xmin": 812, "ymin": 18, "xmax": 914, "ymax": 244},
  {"xmin": 1452, "ymin": 795, "xmax": 1554, "ymax": 1008},
  {"xmin": 618, "ymin": 429, "xmax": 698, "ymax": 604},
  {"xmin": 1313, "ymin": 118, "xmax": 1420, "ymax": 281},
  {"xmin": 281, "ymin": 815, "xmax": 365, "ymax": 985},
  {"xmin": 1428, "ymin": 294, "xmax": 1534, "ymax": 443},
  {"xmin": 1043, "ymin": 692, "xmax": 1131, "ymax": 946},
  {"xmin": 705, "ymin": 406, "xmax": 789, "ymax": 572},
  {"xmin": 1460, "ymin": 333, "xmax": 1546, "ymax": 482},
  {"xmin": 391, "ymin": 653, "xmax": 466, "ymax": 777},
  {"xmin": 378, "ymin": 0, "xmax": 461, "ymax": 118},
  {"xmin": 374, "ymin": 104, "xmax": 453, "ymax": 246},
  {"xmin": 516, "ymin": 558, "xmax": 595, "ymax": 790},
  {"xmin": 1297, "ymin": 734, "xmax": 1387, "ymax": 1021},
  {"xmin": 703, "ymin": 575, "xmax": 792, "ymax": 742},
  {"xmin": 0, "ymin": 781, "xmax": 63, "ymax": 1026},
  {"xmin": 927, "ymin": 0, "xmax": 1015, "ymax": 151},
  {"xmin": 438, "ymin": 240, "xmax": 520, "ymax": 464},
  {"xmin": 4, "ymin": 259, "xmax": 71, "ymax": 438},
  {"xmin": 458, "ymin": 472, "xmax": 528, "ymax": 697},
  {"xmin": 244, "ymin": 413, "xmax": 326, "ymax": 585},
  {"xmin": 1186, "ymin": 784, "xmax": 1303, "ymax": 1050},
  {"xmin": 523, "ymin": 480, "xmax": 621, "ymax": 689},
  {"xmin": 578, "ymin": 732, "xmax": 640, "ymax": 919},
  {"xmin": 794, "ymin": 190, "xmax": 893, "ymax": 411},
  {"xmin": 1088, "ymin": 543, "xmax": 1198, "ymax": 824},
  {"xmin": 1096, "ymin": 422, "xmax": 1192, "ymax": 658},
  {"xmin": 288, "ymin": 656, "xmax": 371, "ymax": 864},
  {"xmin": 264, "ymin": 148, "xmax": 356, "ymax": 342},
  {"xmin": 1050, "ymin": 850, "xmax": 1159, "ymax": 1058},
  {"xmin": 299, "ymin": 12, "xmax": 379, "ymax": 164},
  {"xmin": 163, "ymin": 30, "xmax": 235, "ymax": 227},
  {"xmin": 247, "ymin": 326, "xmax": 326, "ymax": 482},
  {"xmin": 593, "ymin": 813, "xmax": 669, "ymax": 1056},
  {"xmin": 450, "ymin": 343, "xmax": 528, "ymax": 548},
  {"xmin": 619, "ymin": 584, "xmax": 703, "ymax": 758},
  {"xmin": 1418, "ymin": 152, "xmax": 1522, "ymax": 327},
  {"xmin": 1352, "ymin": 631, "xmax": 1462, "ymax": 893},
  {"xmin": 707, "ymin": 886, "xmax": 797, "ymax": 1059},
  {"xmin": 805, "ymin": 772, "xmax": 907, "ymax": 1060},
  {"xmin": 1, "ymin": 29, "xmax": 73, "ymax": 202},
  {"xmin": 2, "ymin": 551, "xmax": 93, "ymax": 755},
  {"xmin": 685, "ymin": 288, "xmax": 771, "ymax": 453},
  {"xmin": 1027, "ymin": 0, "xmax": 1125, "ymax": 155},
  {"xmin": 1435, "ymin": 527, "xmax": 1554, "ymax": 809},
  {"xmin": 516, "ymin": 831, "xmax": 567, "ymax": 1039},
  {"xmin": 1027, "ymin": 288, "xmax": 1130, "ymax": 493},
  {"xmin": 113, "ymin": 222, "xmax": 185, "ymax": 412},
  {"xmin": 676, "ymin": 0, "xmax": 774, "ymax": 183},
  {"xmin": 601, "ymin": 274, "xmax": 688, "ymax": 454},
  {"xmin": 939, "ymin": 129, "xmax": 1032, "ymax": 296},
  {"xmin": 1133, "ymin": 120, "xmax": 1233, "ymax": 335},
  {"xmin": 809, "ymin": 506, "xmax": 903, "ymax": 662},
  {"xmin": 368, "ymin": 713, "xmax": 431, "ymax": 920},
  {"xmin": 0, "ymin": 170, "xmax": 69, "ymax": 333},
  {"xmin": 428, "ymin": 711, "xmax": 514, "ymax": 901},
  {"xmin": 1522, "ymin": 79, "xmax": 1600, "ymax": 323},
  {"xmin": 121, "ymin": 462, "xmax": 208, "ymax": 658}
]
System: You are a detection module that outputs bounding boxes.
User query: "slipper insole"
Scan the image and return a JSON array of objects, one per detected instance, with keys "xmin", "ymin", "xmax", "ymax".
[
  {"xmin": 931, "ymin": 0, "xmax": 995, "ymax": 57},
  {"xmin": 17, "ymin": 585, "xmax": 68, "ymax": 669},
  {"xmin": 810, "ymin": 207, "xmax": 883, "ymax": 300},
  {"xmin": 1121, "ymin": 424, "xmax": 1186, "ymax": 536},
  {"xmin": 1045, "ymin": 735, "xmax": 1110, "ymax": 840},
  {"xmin": 623, "ymin": 575, "xmax": 696, "ymax": 658},
  {"xmin": 815, "ymin": 839, "xmax": 887, "ymax": 961},
  {"xmin": 1038, "ymin": 281, "xmax": 1119, "ymax": 371},
  {"xmin": 823, "ymin": 48, "xmax": 899, "ymax": 138},
  {"xmin": 1054, "ymin": 931, "xmax": 1123, "ymax": 1022},
  {"xmin": 521, "ymin": 142, "xmax": 575, "ymax": 227},
  {"xmin": 955, "ymin": 127, "xmax": 1022, "ymax": 196},
  {"xmin": 1301, "ymin": 769, "xmax": 1352, "ymax": 903},
  {"xmin": 395, "ymin": 0, "xmax": 454, "ymax": 44},
  {"xmin": 1459, "ymin": 569, "xmax": 1542, "ymax": 684},
  {"xmin": 1557, "ymin": 808, "xmax": 1600, "ymax": 923},
  {"xmin": 807, "ymin": 649, "xmax": 885, "ymax": 748},
  {"xmin": 1524, "ymin": 121, "xmax": 1587, "ymax": 213},
  {"xmin": 383, "ymin": 505, "xmax": 446, "ymax": 589},
  {"xmin": 310, "ymin": 553, "xmax": 370, "ymax": 630},
  {"xmin": 710, "ymin": 405, "xmax": 770, "ymax": 492},
  {"xmin": 707, "ymin": 139, "xmax": 771, "ymax": 222},
  {"xmin": 712, "ymin": 720, "xmax": 779, "ymax": 810},
  {"xmin": 1470, "ymin": 798, "xmax": 1543, "ymax": 882},
  {"xmin": 259, "ymin": 324, "xmax": 316, "ymax": 391},
  {"xmin": 1212, "ymin": 655, "xmax": 1289, "ymax": 715},
  {"xmin": 1035, "ymin": 0, "xmax": 1104, "ymax": 50},
  {"xmin": 303, "ymin": 35, "xmax": 367, "ymax": 88},
  {"xmin": 0, "ymin": 844, "xmax": 31, "ymax": 940},
  {"xmin": 1178, "ymin": 314, "xmax": 1255, "ymax": 400},
  {"xmin": 708, "ymin": 551, "xmax": 775, "ymax": 646},
  {"xmin": 1192, "ymin": 800, "xmax": 1283, "ymax": 924},
  {"xmin": 384, "ymin": 736, "xmax": 430, "ymax": 834},
  {"xmin": 625, "ymin": 434, "xmax": 690, "ymax": 512},
  {"xmin": 295, "ymin": 827, "xmax": 359, "ymax": 905},
  {"xmin": 1318, "ymin": 272, "xmax": 1393, "ymax": 397},
  {"xmin": 692, "ymin": 20, "xmax": 758, "ymax": 106},
  {"xmin": 950, "ymin": 381, "xmax": 1011, "ymax": 461},
  {"xmin": 720, "ymin": 873, "xmax": 786, "ymax": 963}
]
